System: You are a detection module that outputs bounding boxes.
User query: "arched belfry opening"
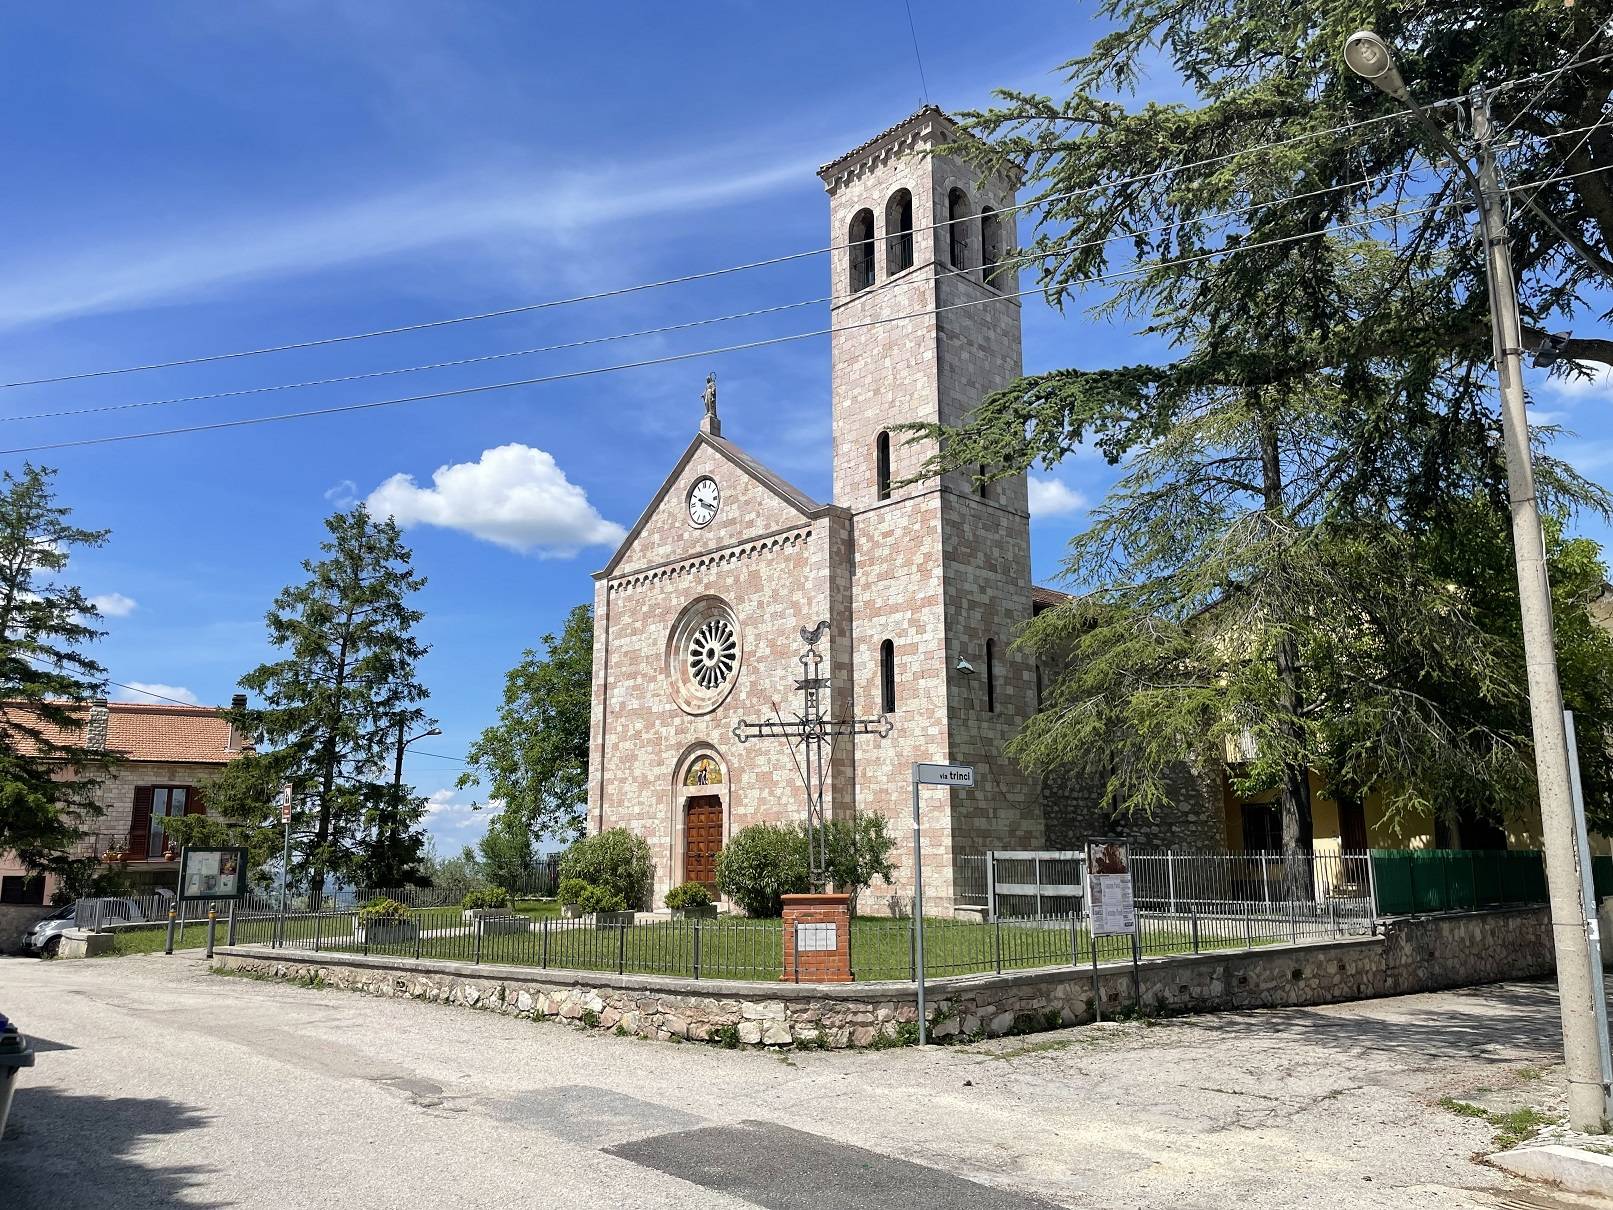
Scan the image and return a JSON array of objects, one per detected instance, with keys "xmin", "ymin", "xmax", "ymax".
[
  {"xmin": 849, "ymin": 208, "xmax": 876, "ymax": 293},
  {"xmin": 886, "ymin": 188, "xmax": 914, "ymax": 274},
  {"xmin": 947, "ymin": 187, "xmax": 970, "ymax": 270}
]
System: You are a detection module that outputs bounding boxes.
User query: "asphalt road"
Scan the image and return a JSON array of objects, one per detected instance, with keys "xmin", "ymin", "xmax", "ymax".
[{"xmin": 0, "ymin": 954, "xmax": 1594, "ymax": 1209}]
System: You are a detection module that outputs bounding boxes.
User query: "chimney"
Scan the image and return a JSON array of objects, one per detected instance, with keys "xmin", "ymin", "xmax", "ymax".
[
  {"xmin": 86, "ymin": 697, "xmax": 110, "ymax": 751},
  {"xmin": 226, "ymin": 693, "xmax": 249, "ymax": 752}
]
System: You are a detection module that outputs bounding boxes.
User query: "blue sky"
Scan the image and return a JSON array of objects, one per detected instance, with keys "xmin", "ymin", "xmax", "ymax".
[{"xmin": 3, "ymin": 4, "xmax": 1607, "ymax": 854}]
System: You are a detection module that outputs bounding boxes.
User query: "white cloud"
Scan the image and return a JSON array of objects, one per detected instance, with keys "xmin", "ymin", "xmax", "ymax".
[
  {"xmin": 323, "ymin": 479, "xmax": 357, "ymax": 507},
  {"xmin": 1543, "ymin": 363, "xmax": 1612, "ymax": 400},
  {"xmin": 113, "ymin": 682, "xmax": 200, "ymax": 706},
  {"xmin": 1027, "ymin": 477, "xmax": 1087, "ymax": 517},
  {"xmin": 0, "ymin": 150, "xmax": 808, "ymax": 332},
  {"xmin": 367, "ymin": 443, "xmax": 625, "ymax": 556},
  {"xmin": 88, "ymin": 592, "xmax": 137, "ymax": 617}
]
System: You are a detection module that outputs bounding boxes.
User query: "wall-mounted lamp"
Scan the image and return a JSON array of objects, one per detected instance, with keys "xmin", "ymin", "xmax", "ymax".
[{"xmin": 956, "ymin": 657, "xmax": 976, "ymax": 676}]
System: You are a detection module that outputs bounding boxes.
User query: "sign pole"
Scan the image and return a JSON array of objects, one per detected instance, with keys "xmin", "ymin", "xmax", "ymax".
[
  {"xmin": 277, "ymin": 785, "xmax": 292, "ymax": 950},
  {"xmin": 912, "ymin": 769, "xmax": 926, "ymax": 1046},
  {"xmin": 910, "ymin": 762, "xmax": 974, "ymax": 1045}
]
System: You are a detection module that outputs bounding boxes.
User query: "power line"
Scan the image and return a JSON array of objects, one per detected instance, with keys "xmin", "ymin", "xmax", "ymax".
[
  {"xmin": 901, "ymin": 0, "xmax": 930, "ymax": 106},
  {"xmin": 13, "ymin": 117, "xmax": 1603, "ymax": 431},
  {"xmin": 0, "ymin": 81, "xmax": 1522, "ymax": 395},
  {"xmin": 1499, "ymin": 18, "xmax": 1613, "ymax": 137},
  {"xmin": 3, "ymin": 156, "xmax": 1454, "ymax": 426},
  {"xmin": 0, "ymin": 197, "xmax": 1451, "ymax": 455}
]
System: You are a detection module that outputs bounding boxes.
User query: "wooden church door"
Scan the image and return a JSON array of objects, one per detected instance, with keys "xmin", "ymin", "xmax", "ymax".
[{"xmin": 684, "ymin": 796, "xmax": 723, "ymax": 889}]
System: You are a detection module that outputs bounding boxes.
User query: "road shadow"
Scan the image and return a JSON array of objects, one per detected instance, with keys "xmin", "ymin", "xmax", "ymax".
[
  {"xmin": 0, "ymin": 1086, "xmax": 219, "ymax": 1209},
  {"xmin": 1186, "ymin": 979, "xmax": 1586, "ymax": 1063}
]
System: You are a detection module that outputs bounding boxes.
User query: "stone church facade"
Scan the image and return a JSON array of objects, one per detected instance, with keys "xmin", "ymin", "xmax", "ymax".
[{"xmin": 587, "ymin": 108, "xmax": 1217, "ymax": 914}]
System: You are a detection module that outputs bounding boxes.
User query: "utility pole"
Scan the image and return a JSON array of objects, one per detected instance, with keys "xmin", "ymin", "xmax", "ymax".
[
  {"xmin": 1471, "ymin": 91, "xmax": 1608, "ymax": 1133},
  {"xmin": 1345, "ymin": 32, "xmax": 1610, "ymax": 1132}
]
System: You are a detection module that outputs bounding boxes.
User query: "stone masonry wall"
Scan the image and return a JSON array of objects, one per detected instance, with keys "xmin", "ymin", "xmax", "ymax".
[
  {"xmin": 214, "ymin": 907, "xmax": 1552, "ymax": 1049},
  {"xmin": 1042, "ymin": 761, "xmax": 1228, "ymax": 853}
]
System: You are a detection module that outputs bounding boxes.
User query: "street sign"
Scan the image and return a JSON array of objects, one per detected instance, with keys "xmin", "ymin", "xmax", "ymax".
[
  {"xmin": 277, "ymin": 784, "xmax": 293, "ymax": 824},
  {"xmin": 915, "ymin": 762, "xmax": 975, "ymax": 787}
]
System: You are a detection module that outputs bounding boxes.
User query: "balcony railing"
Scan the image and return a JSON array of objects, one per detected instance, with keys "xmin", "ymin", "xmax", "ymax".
[{"xmin": 71, "ymin": 828, "xmax": 180, "ymax": 864}]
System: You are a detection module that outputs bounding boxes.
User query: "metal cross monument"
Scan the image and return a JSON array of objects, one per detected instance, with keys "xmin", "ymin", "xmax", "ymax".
[{"xmin": 732, "ymin": 620, "xmax": 893, "ymax": 890}]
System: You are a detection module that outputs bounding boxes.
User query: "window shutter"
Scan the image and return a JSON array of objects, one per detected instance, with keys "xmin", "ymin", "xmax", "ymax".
[
  {"xmin": 185, "ymin": 786, "xmax": 204, "ymax": 816},
  {"xmin": 129, "ymin": 787, "xmax": 153, "ymax": 858}
]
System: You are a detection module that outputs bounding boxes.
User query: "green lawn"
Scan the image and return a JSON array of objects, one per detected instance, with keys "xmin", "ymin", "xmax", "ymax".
[{"xmin": 237, "ymin": 908, "xmax": 1324, "ymax": 982}]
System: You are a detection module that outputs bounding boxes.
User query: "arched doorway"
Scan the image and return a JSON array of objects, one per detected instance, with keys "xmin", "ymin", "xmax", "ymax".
[{"xmin": 678, "ymin": 752, "xmax": 726, "ymax": 891}]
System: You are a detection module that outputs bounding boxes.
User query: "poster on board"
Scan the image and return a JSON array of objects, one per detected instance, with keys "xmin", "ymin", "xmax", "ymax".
[
  {"xmin": 1086, "ymin": 839, "xmax": 1136, "ymax": 936},
  {"xmin": 179, "ymin": 847, "xmax": 249, "ymax": 901}
]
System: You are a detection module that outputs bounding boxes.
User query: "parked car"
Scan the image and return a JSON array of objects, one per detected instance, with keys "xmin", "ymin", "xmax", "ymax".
[{"xmin": 21, "ymin": 897, "xmax": 151, "ymax": 957}]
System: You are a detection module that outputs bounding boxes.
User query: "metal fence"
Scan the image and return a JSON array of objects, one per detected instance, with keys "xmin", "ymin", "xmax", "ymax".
[{"xmin": 962, "ymin": 849, "xmax": 1374, "ymax": 922}]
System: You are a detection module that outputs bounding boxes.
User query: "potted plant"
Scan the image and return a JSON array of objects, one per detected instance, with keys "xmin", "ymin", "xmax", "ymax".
[
  {"xmin": 461, "ymin": 887, "xmax": 524, "ymax": 934},
  {"xmin": 558, "ymin": 878, "xmax": 591, "ymax": 919},
  {"xmin": 353, "ymin": 896, "xmax": 417, "ymax": 946},
  {"xmin": 578, "ymin": 884, "xmax": 634, "ymax": 928},
  {"xmin": 665, "ymin": 881, "xmax": 717, "ymax": 919}
]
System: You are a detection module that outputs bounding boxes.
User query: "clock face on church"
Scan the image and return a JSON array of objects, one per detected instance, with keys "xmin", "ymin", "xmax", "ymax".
[{"xmin": 687, "ymin": 476, "xmax": 720, "ymax": 528}]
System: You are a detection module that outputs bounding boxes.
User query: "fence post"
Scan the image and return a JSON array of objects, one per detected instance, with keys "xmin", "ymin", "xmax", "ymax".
[
  {"xmin": 226, "ymin": 900, "xmax": 237, "ymax": 947},
  {"xmin": 1190, "ymin": 908, "xmax": 1199, "ymax": 954},
  {"xmin": 541, "ymin": 918, "xmax": 550, "ymax": 969},
  {"xmin": 314, "ymin": 913, "xmax": 322, "ymax": 952},
  {"xmin": 1261, "ymin": 853, "xmax": 1272, "ymax": 908},
  {"xmin": 617, "ymin": 923, "xmax": 627, "ymax": 975},
  {"xmin": 1034, "ymin": 856, "xmax": 1043, "ymax": 920},
  {"xmin": 474, "ymin": 916, "xmax": 483, "ymax": 965},
  {"xmin": 413, "ymin": 916, "xmax": 422, "ymax": 960},
  {"xmin": 1244, "ymin": 906, "xmax": 1253, "ymax": 949},
  {"xmin": 993, "ymin": 920, "xmax": 1002, "ymax": 975},
  {"xmin": 1365, "ymin": 850, "xmax": 1380, "ymax": 933},
  {"xmin": 985, "ymin": 850, "xmax": 998, "ymax": 922},
  {"xmin": 1167, "ymin": 850, "xmax": 1177, "ymax": 914},
  {"xmin": 1288, "ymin": 900, "xmax": 1297, "ymax": 944},
  {"xmin": 693, "ymin": 922, "xmax": 702, "ymax": 980},
  {"xmin": 1069, "ymin": 911, "xmax": 1079, "ymax": 967}
]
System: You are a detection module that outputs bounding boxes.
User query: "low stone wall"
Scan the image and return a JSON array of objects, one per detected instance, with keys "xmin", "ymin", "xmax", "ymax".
[
  {"xmin": 212, "ymin": 907, "xmax": 1553, "ymax": 1048},
  {"xmin": 0, "ymin": 903, "xmax": 52, "ymax": 955}
]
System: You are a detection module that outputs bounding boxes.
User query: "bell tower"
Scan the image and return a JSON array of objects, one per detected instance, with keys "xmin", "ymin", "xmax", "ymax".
[{"xmin": 818, "ymin": 108, "xmax": 1041, "ymax": 911}]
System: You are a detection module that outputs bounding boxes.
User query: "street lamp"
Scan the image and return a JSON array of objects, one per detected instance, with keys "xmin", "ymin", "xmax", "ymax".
[{"xmin": 1345, "ymin": 31, "xmax": 1611, "ymax": 1133}]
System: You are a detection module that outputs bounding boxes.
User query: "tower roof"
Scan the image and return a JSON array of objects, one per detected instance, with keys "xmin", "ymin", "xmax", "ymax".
[{"xmin": 817, "ymin": 105, "xmax": 958, "ymax": 179}]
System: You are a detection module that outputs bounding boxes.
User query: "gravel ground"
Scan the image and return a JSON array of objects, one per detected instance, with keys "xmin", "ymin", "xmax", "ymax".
[{"xmin": 0, "ymin": 954, "xmax": 1603, "ymax": 1209}]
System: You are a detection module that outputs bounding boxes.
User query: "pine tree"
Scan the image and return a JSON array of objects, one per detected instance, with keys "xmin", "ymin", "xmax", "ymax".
[
  {"xmin": 0, "ymin": 464, "xmax": 111, "ymax": 878},
  {"xmin": 458, "ymin": 603, "xmax": 592, "ymax": 845},
  {"xmin": 223, "ymin": 506, "xmax": 431, "ymax": 907},
  {"xmin": 918, "ymin": 5, "xmax": 1613, "ymax": 858}
]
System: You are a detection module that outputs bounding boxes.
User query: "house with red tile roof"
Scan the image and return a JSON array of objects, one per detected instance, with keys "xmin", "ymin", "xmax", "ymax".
[{"xmin": 0, "ymin": 694, "xmax": 248, "ymax": 906}]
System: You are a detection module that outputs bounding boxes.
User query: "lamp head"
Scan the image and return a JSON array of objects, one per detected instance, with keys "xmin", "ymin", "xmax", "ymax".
[
  {"xmin": 956, "ymin": 657, "xmax": 976, "ymax": 676},
  {"xmin": 1343, "ymin": 30, "xmax": 1408, "ymax": 101}
]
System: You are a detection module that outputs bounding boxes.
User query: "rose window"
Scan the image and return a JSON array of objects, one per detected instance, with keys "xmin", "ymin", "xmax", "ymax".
[
  {"xmin": 688, "ymin": 617, "xmax": 737, "ymax": 691},
  {"xmin": 667, "ymin": 597, "xmax": 743, "ymax": 715}
]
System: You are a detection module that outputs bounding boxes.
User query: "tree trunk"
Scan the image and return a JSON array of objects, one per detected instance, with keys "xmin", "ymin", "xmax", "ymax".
[{"xmin": 1255, "ymin": 399, "xmax": 1314, "ymax": 899}]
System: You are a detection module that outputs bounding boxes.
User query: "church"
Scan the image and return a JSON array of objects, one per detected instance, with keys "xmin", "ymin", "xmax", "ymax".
[{"xmin": 585, "ymin": 108, "xmax": 1206, "ymax": 913}]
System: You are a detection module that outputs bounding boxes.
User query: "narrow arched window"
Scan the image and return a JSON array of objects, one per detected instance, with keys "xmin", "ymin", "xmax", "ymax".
[
  {"xmin": 947, "ymin": 188, "xmax": 969, "ymax": 269},
  {"xmin": 977, "ymin": 463, "xmax": 990, "ymax": 500},
  {"xmin": 980, "ymin": 206, "xmax": 1000, "ymax": 283},
  {"xmin": 880, "ymin": 639, "xmax": 896, "ymax": 714},
  {"xmin": 886, "ymin": 189, "xmax": 913, "ymax": 274},
  {"xmin": 876, "ymin": 431, "xmax": 892, "ymax": 501},
  {"xmin": 1035, "ymin": 662, "xmax": 1043, "ymax": 710},
  {"xmin": 985, "ymin": 639, "xmax": 997, "ymax": 712},
  {"xmin": 849, "ymin": 209, "xmax": 875, "ymax": 293}
]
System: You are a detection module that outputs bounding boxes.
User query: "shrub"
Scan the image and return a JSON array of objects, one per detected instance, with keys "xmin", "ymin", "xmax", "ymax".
[
  {"xmin": 664, "ymin": 881, "xmax": 713, "ymax": 911},
  {"xmin": 577, "ymin": 884, "xmax": 628, "ymax": 914},
  {"xmin": 821, "ymin": 814, "xmax": 897, "ymax": 909},
  {"xmin": 558, "ymin": 829, "xmax": 654, "ymax": 909},
  {"xmin": 715, "ymin": 823, "xmax": 810, "ymax": 917},
  {"xmin": 357, "ymin": 896, "xmax": 408, "ymax": 925},
  {"xmin": 461, "ymin": 886, "xmax": 513, "ymax": 911},
  {"xmin": 557, "ymin": 877, "xmax": 591, "ymax": 905}
]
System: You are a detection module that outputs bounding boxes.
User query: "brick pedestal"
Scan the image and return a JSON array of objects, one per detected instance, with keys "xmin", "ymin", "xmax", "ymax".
[{"xmin": 781, "ymin": 892, "xmax": 853, "ymax": 983}]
